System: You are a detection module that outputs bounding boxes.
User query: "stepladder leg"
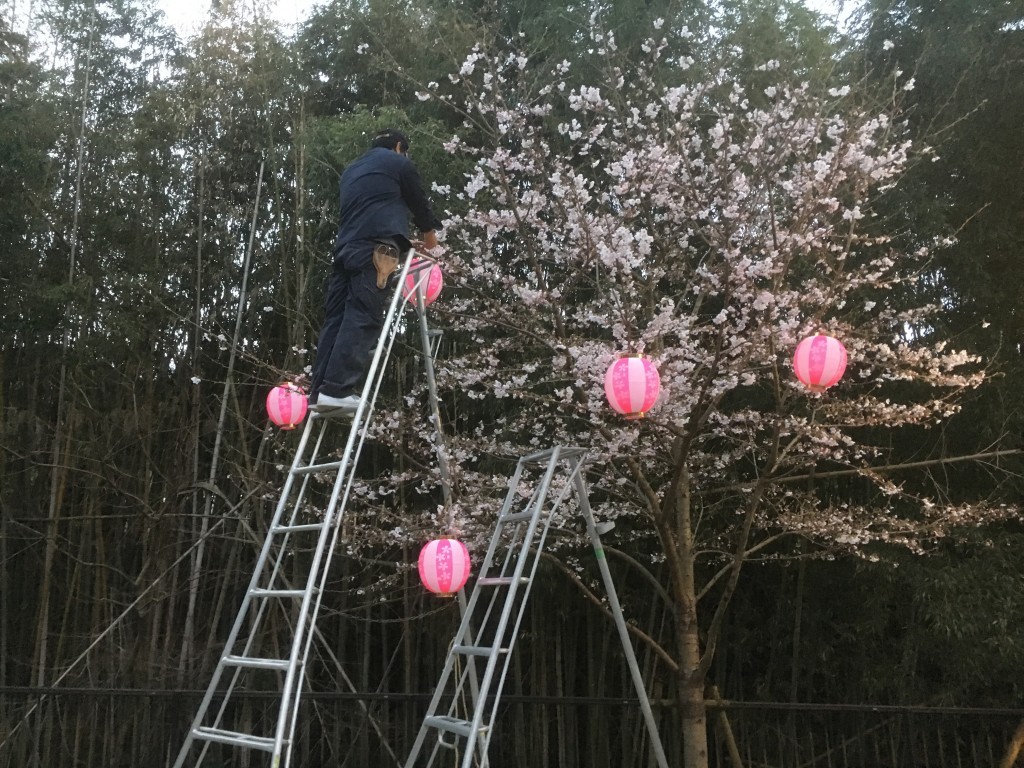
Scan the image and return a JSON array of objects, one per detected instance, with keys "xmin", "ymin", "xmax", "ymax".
[{"xmin": 575, "ymin": 469, "xmax": 670, "ymax": 768}]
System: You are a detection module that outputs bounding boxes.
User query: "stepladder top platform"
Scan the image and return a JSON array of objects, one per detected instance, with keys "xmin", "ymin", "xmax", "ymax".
[{"xmin": 520, "ymin": 446, "xmax": 587, "ymax": 464}]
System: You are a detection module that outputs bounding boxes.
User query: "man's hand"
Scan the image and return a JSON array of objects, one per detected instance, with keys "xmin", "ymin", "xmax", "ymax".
[{"xmin": 412, "ymin": 229, "xmax": 440, "ymax": 254}]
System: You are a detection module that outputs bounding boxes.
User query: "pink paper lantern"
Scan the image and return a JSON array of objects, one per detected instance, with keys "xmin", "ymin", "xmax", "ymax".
[
  {"xmin": 402, "ymin": 258, "xmax": 444, "ymax": 307},
  {"xmin": 793, "ymin": 334, "xmax": 847, "ymax": 392},
  {"xmin": 266, "ymin": 383, "xmax": 308, "ymax": 430},
  {"xmin": 418, "ymin": 538, "xmax": 471, "ymax": 597},
  {"xmin": 604, "ymin": 356, "xmax": 661, "ymax": 419}
]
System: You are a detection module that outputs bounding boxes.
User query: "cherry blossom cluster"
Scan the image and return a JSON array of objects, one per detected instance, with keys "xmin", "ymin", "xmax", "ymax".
[{"xmin": 355, "ymin": 24, "xmax": 1012, "ymax": 561}]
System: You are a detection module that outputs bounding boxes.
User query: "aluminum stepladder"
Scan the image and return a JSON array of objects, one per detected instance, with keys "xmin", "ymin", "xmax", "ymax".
[
  {"xmin": 173, "ymin": 254, "xmax": 442, "ymax": 768},
  {"xmin": 403, "ymin": 445, "xmax": 670, "ymax": 768}
]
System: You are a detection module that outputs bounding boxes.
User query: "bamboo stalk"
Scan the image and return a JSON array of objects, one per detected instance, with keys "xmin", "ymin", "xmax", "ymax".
[
  {"xmin": 0, "ymin": 492, "xmax": 258, "ymax": 753},
  {"xmin": 999, "ymin": 721, "xmax": 1024, "ymax": 768},
  {"xmin": 179, "ymin": 160, "xmax": 266, "ymax": 678},
  {"xmin": 183, "ymin": 153, "xmax": 205, "ymax": 684},
  {"xmin": 73, "ymin": 704, "xmax": 84, "ymax": 768},
  {"xmin": 511, "ymin": 630, "xmax": 528, "ymax": 766},
  {"xmin": 201, "ymin": 518, "xmax": 244, "ymax": 675},
  {"xmin": 53, "ymin": 509, "xmax": 85, "ymax": 683},
  {"xmin": 93, "ymin": 501, "xmax": 112, "ymax": 681},
  {"xmin": 541, "ymin": 552, "xmax": 676, "ymax": 671},
  {"xmin": 555, "ymin": 621, "xmax": 568, "ymax": 768},
  {"xmin": 707, "ymin": 685, "xmax": 744, "ymax": 768},
  {"xmin": 0, "ymin": 349, "xmax": 6, "ymax": 690},
  {"xmin": 593, "ymin": 614, "xmax": 611, "ymax": 768},
  {"xmin": 361, "ymin": 602, "xmax": 372, "ymax": 765},
  {"xmin": 33, "ymin": 410, "xmax": 75, "ymax": 758},
  {"xmin": 540, "ymin": 630, "xmax": 549, "ymax": 768},
  {"xmin": 36, "ymin": 0, "xmax": 96, "ymax": 716}
]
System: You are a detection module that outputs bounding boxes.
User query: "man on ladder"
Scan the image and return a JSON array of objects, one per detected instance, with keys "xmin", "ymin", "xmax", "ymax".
[{"xmin": 310, "ymin": 128, "xmax": 443, "ymax": 415}]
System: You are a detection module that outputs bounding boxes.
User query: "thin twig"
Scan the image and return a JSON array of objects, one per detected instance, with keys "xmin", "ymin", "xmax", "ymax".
[
  {"xmin": 702, "ymin": 449, "xmax": 1023, "ymax": 494},
  {"xmin": 541, "ymin": 551, "xmax": 678, "ymax": 672}
]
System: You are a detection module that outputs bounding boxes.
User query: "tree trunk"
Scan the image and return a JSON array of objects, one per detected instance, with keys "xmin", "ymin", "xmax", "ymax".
[
  {"xmin": 678, "ymin": 619, "xmax": 709, "ymax": 768},
  {"xmin": 671, "ymin": 468, "xmax": 709, "ymax": 768}
]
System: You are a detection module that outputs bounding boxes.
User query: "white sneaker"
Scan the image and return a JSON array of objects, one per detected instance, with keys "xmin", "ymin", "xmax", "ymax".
[{"xmin": 312, "ymin": 394, "xmax": 361, "ymax": 415}]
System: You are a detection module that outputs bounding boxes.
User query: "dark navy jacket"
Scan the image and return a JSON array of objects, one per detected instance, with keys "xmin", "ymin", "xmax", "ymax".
[{"xmin": 333, "ymin": 147, "xmax": 442, "ymax": 254}]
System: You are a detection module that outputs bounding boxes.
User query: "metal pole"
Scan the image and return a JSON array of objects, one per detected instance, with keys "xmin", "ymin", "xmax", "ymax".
[
  {"xmin": 409, "ymin": 257, "xmax": 483, "ymax": 729},
  {"xmin": 413, "ymin": 260, "xmax": 454, "ymax": 511},
  {"xmin": 573, "ymin": 469, "xmax": 671, "ymax": 768}
]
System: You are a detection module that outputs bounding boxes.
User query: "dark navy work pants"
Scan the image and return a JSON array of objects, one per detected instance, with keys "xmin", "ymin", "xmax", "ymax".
[{"xmin": 311, "ymin": 239, "xmax": 390, "ymax": 400}]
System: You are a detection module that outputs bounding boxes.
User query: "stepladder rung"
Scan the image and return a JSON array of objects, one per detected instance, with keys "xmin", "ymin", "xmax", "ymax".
[
  {"xmin": 499, "ymin": 509, "xmax": 539, "ymax": 524},
  {"xmin": 452, "ymin": 644, "xmax": 508, "ymax": 657},
  {"xmin": 193, "ymin": 726, "xmax": 277, "ymax": 752},
  {"xmin": 272, "ymin": 522, "xmax": 326, "ymax": 534},
  {"xmin": 222, "ymin": 654, "xmax": 291, "ymax": 671},
  {"xmin": 476, "ymin": 576, "xmax": 529, "ymax": 587},
  {"xmin": 291, "ymin": 459, "xmax": 345, "ymax": 476},
  {"xmin": 423, "ymin": 716, "xmax": 487, "ymax": 739},
  {"xmin": 249, "ymin": 587, "xmax": 310, "ymax": 599}
]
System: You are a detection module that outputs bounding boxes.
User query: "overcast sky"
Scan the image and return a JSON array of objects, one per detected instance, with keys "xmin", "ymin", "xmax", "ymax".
[
  {"xmin": 155, "ymin": 0, "xmax": 318, "ymax": 34},
  {"xmin": 155, "ymin": 0, "xmax": 854, "ymax": 37}
]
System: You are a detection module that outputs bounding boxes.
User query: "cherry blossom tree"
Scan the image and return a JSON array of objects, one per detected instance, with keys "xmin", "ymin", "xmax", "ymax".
[{"xmin": 367, "ymin": 22, "xmax": 1016, "ymax": 766}]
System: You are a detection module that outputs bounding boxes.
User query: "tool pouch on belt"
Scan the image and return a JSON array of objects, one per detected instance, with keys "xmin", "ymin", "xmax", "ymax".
[{"xmin": 372, "ymin": 243, "xmax": 400, "ymax": 289}]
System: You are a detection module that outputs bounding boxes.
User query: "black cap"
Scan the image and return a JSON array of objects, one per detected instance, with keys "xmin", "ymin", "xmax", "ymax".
[{"xmin": 371, "ymin": 129, "xmax": 410, "ymax": 152}]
